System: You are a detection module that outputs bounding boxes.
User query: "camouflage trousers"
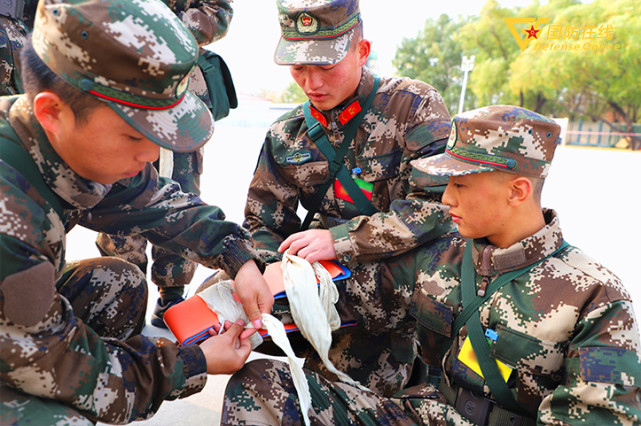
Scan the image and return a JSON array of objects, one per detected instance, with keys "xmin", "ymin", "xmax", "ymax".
[
  {"xmin": 0, "ymin": 257, "xmax": 147, "ymax": 425},
  {"xmin": 95, "ymin": 150, "xmax": 202, "ymax": 289},
  {"xmin": 254, "ymin": 260, "xmax": 418, "ymax": 397},
  {"xmin": 223, "ymin": 358, "xmax": 474, "ymax": 426}
]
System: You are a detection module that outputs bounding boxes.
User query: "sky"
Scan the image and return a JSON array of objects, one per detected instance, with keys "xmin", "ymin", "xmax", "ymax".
[{"xmin": 212, "ymin": 0, "xmax": 536, "ymax": 96}]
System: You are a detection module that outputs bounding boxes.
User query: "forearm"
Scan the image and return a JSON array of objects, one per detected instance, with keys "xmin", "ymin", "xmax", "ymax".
[
  {"xmin": 330, "ymin": 191, "xmax": 453, "ymax": 266},
  {"xmin": 0, "ymin": 254, "xmax": 207, "ymax": 422},
  {"xmin": 86, "ymin": 172, "xmax": 258, "ymax": 277},
  {"xmin": 243, "ymin": 218, "xmax": 287, "ymax": 263},
  {"xmin": 329, "ymin": 88, "xmax": 452, "ymax": 264},
  {"xmin": 0, "ymin": 330, "xmax": 207, "ymax": 422}
]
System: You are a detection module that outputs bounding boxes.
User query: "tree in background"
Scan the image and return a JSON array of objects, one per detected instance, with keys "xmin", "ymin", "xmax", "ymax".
[
  {"xmin": 394, "ymin": 0, "xmax": 640, "ymax": 149},
  {"xmin": 507, "ymin": 0, "xmax": 582, "ymax": 115},
  {"xmin": 278, "ymin": 81, "xmax": 307, "ymax": 104},
  {"xmin": 510, "ymin": 0, "xmax": 640, "ymax": 149},
  {"xmin": 257, "ymin": 81, "xmax": 306, "ymax": 104},
  {"xmin": 456, "ymin": 0, "xmax": 523, "ymax": 108},
  {"xmin": 393, "ymin": 14, "xmax": 471, "ymax": 116}
]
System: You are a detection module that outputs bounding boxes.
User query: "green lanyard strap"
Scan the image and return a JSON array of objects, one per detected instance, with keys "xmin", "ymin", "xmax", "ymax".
[
  {"xmin": 300, "ymin": 76, "xmax": 381, "ymax": 230},
  {"xmin": 447, "ymin": 239, "xmax": 570, "ymax": 413}
]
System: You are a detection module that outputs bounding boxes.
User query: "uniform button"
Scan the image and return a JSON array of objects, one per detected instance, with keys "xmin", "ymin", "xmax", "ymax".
[
  {"xmin": 342, "ymin": 254, "xmax": 351, "ymax": 263},
  {"xmin": 79, "ymin": 79, "xmax": 93, "ymax": 92}
]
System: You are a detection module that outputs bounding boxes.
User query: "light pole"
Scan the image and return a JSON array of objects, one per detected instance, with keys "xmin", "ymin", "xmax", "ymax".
[{"xmin": 458, "ymin": 55, "xmax": 475, "ymax": 114}]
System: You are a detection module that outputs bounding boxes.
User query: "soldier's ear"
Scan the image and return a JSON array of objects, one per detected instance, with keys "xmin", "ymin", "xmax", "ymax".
[
  {"xmin": 507, "ymin": 176, "xmax": 533, "ymax": 207},
  {"xmin": 357, "ymin": 39, "xmax": 371, "ymax": 66},
  {"xmin": 33, "ymin": 91, "xmax": 66, "ymax": 136}
]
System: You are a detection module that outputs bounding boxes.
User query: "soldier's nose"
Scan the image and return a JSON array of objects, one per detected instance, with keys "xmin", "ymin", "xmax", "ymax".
[
  {"xmin": 442, "ymin": 180, "xmax": 456, "ymax": 207},
  {"xmin": 137, "ymin": 139, "xmax": 160, "ymax": 163},
  {"xmin": 306, "ymin": 69, "xmax": 324, "ymax": 90}
]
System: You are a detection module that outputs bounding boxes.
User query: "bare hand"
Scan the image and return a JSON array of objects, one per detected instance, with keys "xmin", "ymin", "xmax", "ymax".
[
  {"xmin": 200, "ymin": 320, "xmax": 251, "ymax": 374},
  {"xmin": 233, "ymin": 260, "xmax": 273, "ymax": 330},
  {"xmin": 278, "ymin": 229, "xmax": 337, "ymax": 263}
]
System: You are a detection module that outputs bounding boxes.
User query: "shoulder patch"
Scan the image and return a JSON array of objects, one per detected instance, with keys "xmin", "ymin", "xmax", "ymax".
[{"xmin": 579, "ymin": 346, "xmax": 641, "ymax": 386}]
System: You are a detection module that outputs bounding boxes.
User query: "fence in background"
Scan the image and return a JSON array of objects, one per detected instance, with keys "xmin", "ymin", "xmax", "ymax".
[
  {"xmin": 220, "ymin": 99, "xmax": 641, "ymax": 150},
  {"xmin": 563, "ymin": 120, "xmax": 641, "ymax": 149}
]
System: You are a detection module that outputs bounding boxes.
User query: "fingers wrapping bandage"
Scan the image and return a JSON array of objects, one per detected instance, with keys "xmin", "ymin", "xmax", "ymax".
[
  {"xmin": 196, "ymin": 281, "xmax": 264, "ymax": 350},
  {"xmin": 196, "ymin": 253, "xmax": 364, "ymax": 426}
]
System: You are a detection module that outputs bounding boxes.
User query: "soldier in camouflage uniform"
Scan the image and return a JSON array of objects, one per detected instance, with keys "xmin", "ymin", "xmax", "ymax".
[
  {"xmin": 243, "ymin": 0, "xmax": 453, "ymax": 397},
  {"xmin": 223, "ymin": 105, "xmax": 641, "ymax": 425},
  {"xmin": 0, "ymin": 0, "xmax": 37, "ymax": 95},
  {"xmin": 95, "ymin": 0, "xmax": 235, "ymax": 329},
  {"xmin": 0, "ymin": 0, "xmax": 272, "ymax": 423}
]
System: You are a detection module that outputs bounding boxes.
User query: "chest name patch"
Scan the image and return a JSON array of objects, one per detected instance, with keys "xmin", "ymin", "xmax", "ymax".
[{"xmin": 286, "ymin": 152, "xmax": 312, "ymax": 164}]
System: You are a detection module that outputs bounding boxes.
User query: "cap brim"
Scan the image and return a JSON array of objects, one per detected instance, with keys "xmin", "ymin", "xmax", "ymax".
[
  {"xmin": 108, "ymin": 90, "xmax": 214, "ymax": 153},
  {"xmin": 274, "ymin": 30, "xmax": 354, "ymax": 65},
  {"xmin": 411, "ymin": 152, "xmax": 495, "ymax": 177}
]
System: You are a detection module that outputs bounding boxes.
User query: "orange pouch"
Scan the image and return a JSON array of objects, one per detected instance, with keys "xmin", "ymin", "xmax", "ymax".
[
  {"xmin": 165, "ymin": 260, "xmax": 354, "ymax": 345},
  {"xmin": 164, "ymin": 296, "xmax": 220, "ymax": 346}
]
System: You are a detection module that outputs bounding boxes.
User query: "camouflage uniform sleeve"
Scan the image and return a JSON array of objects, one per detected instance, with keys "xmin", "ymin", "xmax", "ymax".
[
  {"xmin": 170, "ymin": 0, "xmax": 233, "ymax": 46},
  {"xmin": 330, "ymin": 89, "xmax": 454, "ymax": 266},
  {"xmin": 538, "ymin": 298, "xmax": 641, "ymax": 424},
  {"xmin": 243, "ymin": 129, "xmax": 303, "ymax": 263},
  {"xmin": 87, "ymin": 165, "xmax": 260, "ymax": 278},
  {"xmin": 0, "ymin": 197, "xmax": 206, "ymax": 423},
  {"xmin": 0, "ymin": 16, "xmax": 28, "ymax": 95}
]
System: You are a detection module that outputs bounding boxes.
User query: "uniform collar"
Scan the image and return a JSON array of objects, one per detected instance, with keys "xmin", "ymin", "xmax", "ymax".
[
  {"xmin": 8, "ymin": 95, "xmax": 110, "ymax": 210},
  {"xmin": 308, "ymin": 67, "xmax": 375, "ymax": 129},
  {"xmin": 471, "ymin": 209, "xmax": 564, "ymax": 276}
]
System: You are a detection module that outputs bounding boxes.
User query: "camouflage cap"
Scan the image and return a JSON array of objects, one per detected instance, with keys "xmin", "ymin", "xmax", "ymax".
[
  {"xmin": 274, "ymin": 0, "xmax": 361, "ymax": 65},
  {"xmin": 31, "ymin": 0, "xmax": 214, "ymax": 153},
  {"xmin": 411, "ymin": 105, "xmax": 561, "ymax": 179}
]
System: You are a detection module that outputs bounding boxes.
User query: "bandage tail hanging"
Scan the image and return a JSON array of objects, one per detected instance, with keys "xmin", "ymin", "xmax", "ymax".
[{"xmin": 282, "ymin": 251, "xmax": 368, "ymax": 391}]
